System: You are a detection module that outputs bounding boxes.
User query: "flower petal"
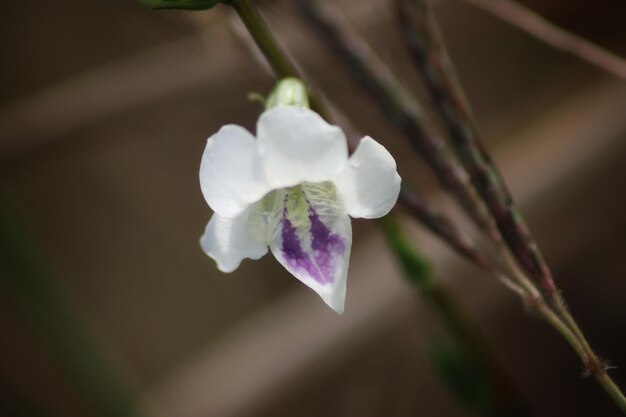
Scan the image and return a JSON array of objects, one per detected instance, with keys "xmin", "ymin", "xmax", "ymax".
[
  {"xmin": 332, "ymin": 136, "xmax": 401, "ymax": 219},
  {"xmin": 268, "ymin": 183, "xmax": 351, "ymax": 314},
  {"xmin": 257, "ymin": 106, "xmax": 349, "ymax": 189},
  {"xmin": 199, "ymin": 125, "xmax": 269, "ymax": 218},
  {"xmin": 200, "ymin": 205, "xmax": 269, "ymax": 273}
]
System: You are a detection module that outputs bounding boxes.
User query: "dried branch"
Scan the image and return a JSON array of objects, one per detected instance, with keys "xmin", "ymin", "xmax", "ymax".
[
  {"xmin": 463, "ymin": 0, "xmax": 626, "ymax": 80},
  {"xmin": 233, "ymin": 0, "xmax": 496, "ymax": 274},
  {"xmin": 397, "ymin": 0, "xmax": 553, "ymax": 291},
  {"xmin": 397, "ymin": 0, "xmax": 626, "ymax": 411},
  {"xmin": 294, "ymin": 0, "xmax": 502, "ymax": 243}
]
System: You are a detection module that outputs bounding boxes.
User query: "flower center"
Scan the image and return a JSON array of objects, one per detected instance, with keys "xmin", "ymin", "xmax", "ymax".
[{"xmin": 251, "ymin": 181, "xmax": 347, "ymax": 285}]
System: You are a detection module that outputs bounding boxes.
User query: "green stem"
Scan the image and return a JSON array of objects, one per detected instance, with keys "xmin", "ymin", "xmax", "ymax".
[
  {"xmin": 596, "ymin": 373, "xmax": 626, "ymax": 414},
  {"xmin": 533, "ymin": 297, "xmax": 626, "ymax": 412},
  {"xmin": 230, "ymin": 0, "xmax": 329, "ymax": 119},
  {"xmin": 230, "ymin": 0, "xmax": 297, "ymax": 78}
]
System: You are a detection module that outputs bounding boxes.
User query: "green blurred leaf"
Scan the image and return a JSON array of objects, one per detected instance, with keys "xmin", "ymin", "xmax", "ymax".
[
  {"xmin": 430, "ymin": 341, "xmax": 492, "ymax": 413},
  {"xmin": 378, "ymin": 217, "xmax": 431, "ymax": 286},
  {"xmin": 0, "ymin": 187, "xmax": 140, "ymax": 417},
  {"xmin": 136, "ymin": 0, "xmax": 229, "ymax": 11},
  {"xmin": 430, "ymin": 341, "xmax": 531, "ymax": 417}
]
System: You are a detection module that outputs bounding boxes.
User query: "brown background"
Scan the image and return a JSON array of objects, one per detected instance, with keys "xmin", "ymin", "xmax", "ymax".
[{"xmin": 1, "ymin": 0, "xmax": 626, "ymax": 416}]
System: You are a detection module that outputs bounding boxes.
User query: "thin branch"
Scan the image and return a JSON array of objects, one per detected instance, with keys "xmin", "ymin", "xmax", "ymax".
[
  {"xmin": 462, "ymin": 0, "xmax": 626, "ymax": 80},
  {"xmin": 398, "ymin": 0, "xmax": 553, "ymax": 292},
  {"xmin": 228, "ymin": 4, "xmax": 534, "ymax": 412},
  {"xmin": 398, "ymin": 185, "xmax": 489, "ymax": 270},
  {"xmin": 294, "ymin": 0, "xmax": 502, "ymax": 244},
  {"xmin": 231, "ymin": 0, "xmax": 492, "ymax": 276},
  {"xmin": 398, "ymin": 0, "xmax": 626, "ymax": 411}
]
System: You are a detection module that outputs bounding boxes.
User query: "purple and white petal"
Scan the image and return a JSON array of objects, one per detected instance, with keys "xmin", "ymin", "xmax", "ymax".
[
  {"xmin": 199, "ymin": 125, "xmax": 270, "ymax": 218},
  {"xmin": 268, "ymin": 183, "xmax": 351, "ymax": 314},
  {"xmin": 332, "ymin": 136, "xmax": 401, "ymax": 219},
  {"xmin": 257, "ymin": 106, "xmax": 349, "ymax": 190},
  {"xmin": 200, "ymin": 205, "xmax": 269, "ymax": 273}
]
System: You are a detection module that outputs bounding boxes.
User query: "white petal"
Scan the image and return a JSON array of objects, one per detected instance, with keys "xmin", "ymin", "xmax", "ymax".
[
  {"xmin": 257, "ymin": 106, "xmax": 349, "ymax": 189},
  {"xmin": 268, "ymin": 183, "xmax": 351, "ymax": 314},
  {"xmin": 332, "ymin": 136, "xmax": 401, "ymax": 219},
  {"xmin": 200, "ymin": 205, "xmax": 269, "ymax": 273},
  {"xmin": 199, "ymin": 125, "xmax": 269, "ymax": 218}
]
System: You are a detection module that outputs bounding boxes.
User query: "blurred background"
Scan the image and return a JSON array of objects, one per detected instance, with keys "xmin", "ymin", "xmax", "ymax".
[{"xmin": 1, "ymin": 0, "xmax": 626, "ymax": 416}]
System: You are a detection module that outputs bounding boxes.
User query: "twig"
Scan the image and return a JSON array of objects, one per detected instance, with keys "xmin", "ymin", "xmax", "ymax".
[
  {"xmin": 397, "ymin": 0, "xmax": 553, "ymax": 286},
  {"xmin": 398, "ymin": 185, "xmax": 488, "ymax": 270},
  {"xmin": 231, "ymin": 0, "xmax": 491, "ymax": 275},
  {"xmin": 397, "ymin": 0, "xmax": 626, "ymax": 411},
  {"xmin": 228, "ymin": 2, "xmax": 532, "ymax": 413},
  {"xmin": 462, "ymin": 0, "xmax": 626, "ymax": 80},
  {"xmin": 294, "ymin": 0, "xmax": 502, "ymax": 244}
]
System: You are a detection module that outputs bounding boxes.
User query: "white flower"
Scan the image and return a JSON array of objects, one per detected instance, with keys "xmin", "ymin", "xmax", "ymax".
[{"xmin": 199, "ymin": 106, "xmax": 401, "ymax": 314}]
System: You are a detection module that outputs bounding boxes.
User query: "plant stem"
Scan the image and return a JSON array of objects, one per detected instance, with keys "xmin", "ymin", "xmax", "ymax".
[
  {"xmin": 398, "ymin": 0, "xmax": 626, "ymax": 411},
  {"xmin": 231, "ymin": 0, "xmax": 492, "ymax": 276},
  {"xmin": 379, "ymin": 217, "xmax": 531, "ymax": 416},
  {"xmin": 229, "ymin": 2, "xmax": 530, "ymax": 413},
  {"xmin": 596, "ymin": 374, "xmax": 626, "ymax": 414},
  {"xmin": 230, "ymin": 0, "xmax": 297, "ymax": 79},
  {"xmin": 398, "ymin": 0, "xmax": 559, "ymax": 292},
  {"xmin": 533, "ymin": 299, "xmax": 626, "ymax": 413},
  {"xmin": 398, "ymin": 185, "xmax": 489, "ymax": 270},
  {"xmin": 295, "ymin": 0, "xmax": 501, "ymax": 243},
  {"xmin": 230, "ymin": 0, "xmax": 329, "ymax": 119},
  {"xmin": 462, "ymin": 0, "xmax": 626, "ymax": 80}
]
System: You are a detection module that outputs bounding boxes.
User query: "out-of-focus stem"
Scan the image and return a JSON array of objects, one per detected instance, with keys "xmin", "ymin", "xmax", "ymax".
[
  {"xmin": 399, "ymin": 185, "xmax": 487, "ymax": 270},
  {"xmin": 230, "ymin": 0, "xmax": 492, "ymax": 276},
  {"xmin": 0, "ymin": 190, "xmax": 140, "ymax": 417},
  {"xmin": 378, "ymin": 216, "xmax": 530, "ymax": 416},
  {"xmin": 229, "ymin": 2, "xmax": 530, "ymax": 413},
  {"xmin": 295, "ymin": 0, "xmax": 502, "ymax": 243},
  {"xmin": 398, "ymin": 0, "xmax": 554, "ymax": 291},
  {"xmin": 463, "ymin": 0, "xmax": 626, "ymax": 80},
  {"xmin": 398, "ymin": 0, "xmax": 626, "ymax": 411}
]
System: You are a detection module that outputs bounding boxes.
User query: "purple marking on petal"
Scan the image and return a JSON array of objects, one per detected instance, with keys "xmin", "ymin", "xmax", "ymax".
[
  {"xmin": 281, "ymin": 215, "xmax": 324, "ymax": 283},
  {"xmin": 309, "ymin": 209, "xmax": 345, "ymax": 284}
]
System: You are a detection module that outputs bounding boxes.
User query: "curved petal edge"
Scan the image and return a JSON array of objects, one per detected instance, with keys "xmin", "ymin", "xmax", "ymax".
[{"xmin": 333, "ymin": 136, "xmax": 401, "ymax": 219}]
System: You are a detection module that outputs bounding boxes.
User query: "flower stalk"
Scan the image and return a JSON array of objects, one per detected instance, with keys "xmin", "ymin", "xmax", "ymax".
[{"xmin": 230, "ymin": 0, "xmax": 330, "ymax": 120}]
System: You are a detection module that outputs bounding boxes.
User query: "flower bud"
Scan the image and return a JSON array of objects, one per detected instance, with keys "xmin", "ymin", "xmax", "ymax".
[{"xmin": 265, "ymin": 78, "xmax": 310, "ymax": 109}]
